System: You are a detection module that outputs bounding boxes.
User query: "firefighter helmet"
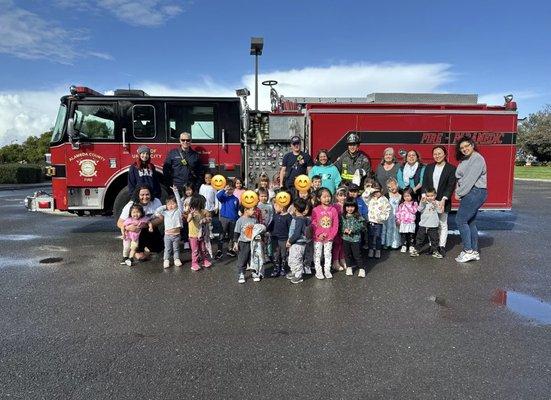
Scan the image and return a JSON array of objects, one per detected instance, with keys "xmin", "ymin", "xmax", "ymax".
[{"xmin": 346, "ymin": 133, "xmax": 360, "ymax": 144}]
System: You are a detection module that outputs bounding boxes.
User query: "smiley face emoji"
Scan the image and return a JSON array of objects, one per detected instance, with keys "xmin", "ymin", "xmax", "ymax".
[
  {"xmin": 294, "ymin": 174, "xmax": 311, "ymax": 192},
  {"xmin": 211, "ymin": 174, "xmax": 226, "ymax": 190},
  {"xmin": 241, "ymin": 190, "xmax": 259, "ymax": 208},
  {"xmin": 275, "ymin": 191, "xmax": 291, "ymax": 208}
]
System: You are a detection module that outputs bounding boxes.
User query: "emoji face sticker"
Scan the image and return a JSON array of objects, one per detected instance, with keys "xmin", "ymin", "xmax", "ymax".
[
  {"xmin": 241, "ymin": 190, "xmax": 259, "ymax": 208},
  {"xmin": 294, "ymin": 174, "xmax": 311, "ymax": 192},
  {"xmin": 275, "ymin": 191, "xmax": 291, "ymax": 208},
  {"xmin": 211, "ymin": 174, "xmax": 226, "ymax": 190}
]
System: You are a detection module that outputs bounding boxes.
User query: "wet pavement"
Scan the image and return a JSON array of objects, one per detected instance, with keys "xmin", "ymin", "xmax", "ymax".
[{"xmin": 1, "ymin": 181, "xmax": 550, "ymax": 399}]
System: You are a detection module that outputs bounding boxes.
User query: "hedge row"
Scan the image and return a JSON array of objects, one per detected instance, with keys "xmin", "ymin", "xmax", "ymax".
[{"xmin": 0, "ymin": 164, "xmax": 44, "ymax": 184}]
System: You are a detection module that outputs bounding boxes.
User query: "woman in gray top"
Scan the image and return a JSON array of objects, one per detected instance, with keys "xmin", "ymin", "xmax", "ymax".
[
  {"xmin": 375, "ymin": 147, "xmax": 400, "ymax": 195},
  {"xmin": 454, "ymin": 137, "xmax": 487, "ymax": 263}
]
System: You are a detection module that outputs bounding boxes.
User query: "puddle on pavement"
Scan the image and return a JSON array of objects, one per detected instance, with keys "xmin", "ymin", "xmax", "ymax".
[
  {"xmin": 491, "ymin": 289, "xmax": 551, "ymax": 325},
  {"xmin": 39, "ymin": 257, "xmax": 64, "ymax": 264},
  {"xmin": 38, "ymin": 245, "xmax": 69, "ymax": 252},
  {"xmin": 0, "ymin": 234, "xmax": 41, "ymax": 241}
]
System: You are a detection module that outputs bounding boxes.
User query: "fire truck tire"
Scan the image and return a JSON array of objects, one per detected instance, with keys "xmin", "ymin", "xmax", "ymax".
[{"xmin": 113, "ymin": 188, "xmax": 131, "ymax": 225}]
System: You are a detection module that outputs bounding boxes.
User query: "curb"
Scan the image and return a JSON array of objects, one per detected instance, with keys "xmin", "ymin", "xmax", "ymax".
[
  {"xmin": 0, "ymin": 183, "xmax": 51, "ymax": 191},
  {"xmin": 514, "ymin": 178, "xmax": 551, "ymax": 182}
]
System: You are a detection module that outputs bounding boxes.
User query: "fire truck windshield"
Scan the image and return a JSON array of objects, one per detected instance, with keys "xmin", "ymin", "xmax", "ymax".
[{"xmin": 51, "ymin": 105, "xmax": 67, "ymax": 143}]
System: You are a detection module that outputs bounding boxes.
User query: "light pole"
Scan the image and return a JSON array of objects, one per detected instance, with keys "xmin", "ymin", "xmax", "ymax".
[{"xmin": 250, "ymin": 37, "xmax": 263, "ymax": 111}]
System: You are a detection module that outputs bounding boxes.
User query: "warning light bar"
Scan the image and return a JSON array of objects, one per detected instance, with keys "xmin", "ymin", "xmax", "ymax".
[{"xmin": 69, "ymin": 85, "xmax": 103, "ymax": 97}]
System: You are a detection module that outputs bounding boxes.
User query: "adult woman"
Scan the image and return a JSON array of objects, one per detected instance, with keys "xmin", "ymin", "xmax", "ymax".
[
  {"xmin": 117, "ymin": 185, "xmax": 164, "ymax": 260},
  {"xmin": 421, "ymin": 146, "xmax": 456, "ymax": 257},
  {"xmin": 309, "ymin": 149, "xmax": 342, "ymax": 195},
  {"xmin": 397, "ymin": 150, "xmax": 425, "ymax": 199},
  {"xmin": 375, "ymin": 147, "xmax": 400, "ymax": 195},
  {"xmin": 454, "ymin": 137, "xmax": 487, "ymax": 263},
  {"xmin": 128, "ymin": 145, "xmax": 162, "ymax": 200}
]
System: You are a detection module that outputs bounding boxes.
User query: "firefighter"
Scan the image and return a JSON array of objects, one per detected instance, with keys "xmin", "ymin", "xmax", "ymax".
[
  {"xmin": 163, "ymin": 132, "xmax": 201, "ymax": 193},
  {"xmin": 279, "ymin": 135, "xmax": 314, "ymax": 191},
  {"xmin": 333, "ymin": 133, "xmax": 372, "ymax": 186}
]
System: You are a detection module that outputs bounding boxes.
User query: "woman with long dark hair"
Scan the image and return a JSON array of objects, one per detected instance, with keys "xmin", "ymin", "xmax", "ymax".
[
  {"xmin": 128, "ymin": 145, "xmax": 161, "ymax": 200},
  {"xmin": 397, "ymin": 149, "xmax": 425, "ymax": 200},
  {"xmin": 454, "ymin": 137, "xmax": 487, "ymax": 263},
  {"xmin": 421, "ymin": 145, "xmax": 456, "ymax": 257}
]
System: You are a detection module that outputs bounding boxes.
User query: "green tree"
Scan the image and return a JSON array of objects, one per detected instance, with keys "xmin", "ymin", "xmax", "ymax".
[
  {"xmin": 0, "ymin": 131, "xmax": 51, "ymax": 164},
  {"xmin": 518, "ymin": 105, "xmax": 551, "ymax": 162}
]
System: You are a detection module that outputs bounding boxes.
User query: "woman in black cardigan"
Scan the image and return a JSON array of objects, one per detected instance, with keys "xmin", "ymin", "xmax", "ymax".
[{"xmin": 421, "ymin": 145, "xmax": 456, "ymax": 257}]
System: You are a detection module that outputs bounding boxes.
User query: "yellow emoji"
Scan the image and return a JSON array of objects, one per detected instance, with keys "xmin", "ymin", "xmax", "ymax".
[
  {"xmin": 211, "ymin": 174, "xmax": 227, "ymax": 191},
  {"xmin": 294, "ymin": 174, "xmax": 311, "ymax": 192},
  {"xmin": 241, "ymin": 190, "xmax": 259, "ymax": 208},
  {"xmin": 275, "ymin": 191, "xmax": 291, "ymax": 207}
]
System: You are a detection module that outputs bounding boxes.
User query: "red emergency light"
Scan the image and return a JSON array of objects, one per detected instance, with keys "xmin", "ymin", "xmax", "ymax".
[{"xmin": 69, "ymin": 85, "xmax": 103, "ymax": 97}]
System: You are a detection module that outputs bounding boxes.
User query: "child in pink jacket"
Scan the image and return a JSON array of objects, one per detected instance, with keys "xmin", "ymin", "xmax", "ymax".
[
  {"xmin": 311, "ymin": 187, "xmax": 339, "ymax": 280},
  {"xmin": 395, "ymin": 188, "xmax": 419, "ymax": 253}
]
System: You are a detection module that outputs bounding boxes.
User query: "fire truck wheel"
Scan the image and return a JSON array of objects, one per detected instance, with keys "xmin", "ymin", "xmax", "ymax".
[{"xmin": 113, "ymin": 188, "xmax": 131, "ymax": 225}]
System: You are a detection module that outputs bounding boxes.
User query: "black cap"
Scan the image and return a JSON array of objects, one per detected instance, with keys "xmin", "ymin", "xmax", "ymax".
[
  {"xmin": 349, "ymin": 183, "xmax": 360, "ymax": 191},
  {"xmin": 290, "ymin": 135, "xmax": 301, "ymax": 144}
]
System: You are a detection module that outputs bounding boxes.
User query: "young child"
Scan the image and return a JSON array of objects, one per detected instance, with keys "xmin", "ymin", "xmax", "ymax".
[
  {"xmin": 286, "ymin": 198, "xmax": 311, "ymax": 284},
  {"xmin": 382, "ymin": 177, "xmax": 402, "ymax": 250},
  {"xmin": 367, "ymin": 183, "xmax": 391, "ymax": 258},
  {"xmin": 150, "ymin": 186, "xmax": 184, "ymax": 269},
  {"xmin": 395, "ymin": 188, "xmax": 418, "ymax": 253},
  {"xmin": 181, "ymin": 184, "xmax": 195, "ymax": 250},
  {"xmin": 187, "ymin": 194, "xmax": 212, "ymax": 271},
  {"xmin": 331, "ymin": 186, "xmax": 348, "ymax": 271},
  {"xmin": 311, "ymin": 187, "xmax": 339, "ymax": 280},
  {"xmin": 233, "ymin": 206, "xmax": 258, "ymax": 283},
  {"xmin": 257, "ymin": 187, "xmax": 274, "ymax": 261},
  {"xmin": 268, "ymin": 201, "xmax": 292, "ymax": 277},
  {"xmin": 233, "ymin": 177, "xmax": 245, "ymax": 204},
  {"xmin": 341, "ymin": 197, "xmax": 366, "ymax": 277},
  {"xmin": 361, "ymin": 178, "xmax": 377, "ymax": 204},
  {"xmin": 348, "ymin": 183, "xmax": 368, "ymax": 250},
  {"xmin": 256, "ymin": 174, "xmax": 275, "ymax": 202},
  {"xmin": 120, "ymin": 204, "xmax": 149, "ymax": 266},
  {"xmin": 311, "ymin": 175, "xmax": 322, "ymax": 192},
  {"xmin": 410, "ymin": 187, "xmax": 444, "ymax": 258},
  {"xmin": 216, "ymin": 182, "xmax": 240, "ymax": 257},
  {"xmin": 199, "ymin": 173, "xmax": 220, "ymax": 247}
]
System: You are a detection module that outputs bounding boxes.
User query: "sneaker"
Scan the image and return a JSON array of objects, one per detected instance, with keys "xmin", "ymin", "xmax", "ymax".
[
  {"xmin": 345, "ymin": 267, "xmax": 353, "ymax": 276},
  {"xmin": 120, "ymin": 257, "xmax": 129, "ymax": 265},
  {"xmin": 163, "ymin": 260, "xmax": 171, "ymax": 269},
  {"xmin": 409, "ymin": 246, "xmax": 415, "ymax": 254},
  {"xmin": 315, "ymin": 271, "xmax": 325, "ymax": 280},
  {"xmin": 455, "ymin": 250, "xmax": 478, "ymax": 263},
  {"xmin": 252, "ymin": 273, "xmax": 261, "ymax": 282},
  {"xmin": 174, "ymin": 258, "xmax": 182, "ymax": 267},
  {"xmin": 368, "ymin": 249, "xmax": 374, "ymax": 258},
  {"xmin": 285, "ymin": 271, "xmax": 295, "ymax": 280},
  {"xmin": 432, "ymin": 251, "xmax": 443, "ymax": 259},
  {"xmin": 410, "ymin": 249, "xmax": 420, "ymax": 257},
  {"xmin": 203, "ymin": 262, "xmax": 212, "ymax": 269},
  {"xmin": 400, "ymin": 246, "xmax": 407, "ymax": 253},
  {"xmin": 270, "ymin": 266, "xmax": 281, "ymax": 278},
  {"xmin": 303, "ymin": 266, "xmax": 312, "ymax": 275},
  {"xmin": 358, "ymin": 269, "xmax": 366, "ymax": 278},
  {"xmin": 125, "ymin": 258, "xmax": 132, "ymax": 266},
  {"xmin": 191, "ymin": 265, "xmax": 201, "ymax": 271},
  {"xmin": 324, "ymin": 270, "xmax": 333, "ymax": 279},
  {"xmin": 472, "ymin": 251, "xmax": 480, "ymax": 260},
  {"xmin": 374, "ymin": 250, "xmax": 381, "ymax": 259},
  {"xmin": 279, "ymin": 267, "xmax": 287, "ymax": 277},
  {"xmin": 238, "ymin": 273, "xmax": 246, "ymax": 284},
  {"xmin": 438, "ymin": 246, "xmax": 446, "ymax": 257},
  {"xmin": 226, "ymin": 250, "xmax": 237, "ymax": 257},
  {"xmin": 290, "ymin": 275, "xmax": 303, "ymax": 284},
  {"xmin": 215, "ymin": 250, "xmax": 223, "ymax": 260}
]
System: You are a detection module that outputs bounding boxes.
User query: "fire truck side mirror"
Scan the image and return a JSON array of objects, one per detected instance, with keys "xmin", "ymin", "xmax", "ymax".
[{"xmin": 67, "ymin": 118, "xmax": 80, "ymax": 149}]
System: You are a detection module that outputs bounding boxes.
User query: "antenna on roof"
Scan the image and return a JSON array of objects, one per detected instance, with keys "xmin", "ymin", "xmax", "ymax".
[{"xmin": 128, "ymin": 83, "xmax": 131, "ymax": 90}]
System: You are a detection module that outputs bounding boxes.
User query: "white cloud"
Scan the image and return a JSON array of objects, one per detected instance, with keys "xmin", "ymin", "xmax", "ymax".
[
  {"xmin": 0, "ymin": 0, "xmax": 112, "ymax": 63},
  {"xmin": 96, "ymin": 0, "xmax": 184, "ymax": 26},
  {"xmin": 0, "ymin": 62, "xmax": 454, "ymax": 146},
  {"xmin": 88, "ymin": 51, "xmax": 115, "ymax": 61},
  {"xmin": 0, "ymin": 89, "xmax": 66, "ymax": 146}
]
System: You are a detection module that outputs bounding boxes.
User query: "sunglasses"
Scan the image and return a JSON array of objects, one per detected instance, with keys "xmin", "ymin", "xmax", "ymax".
[
  {"xmin": 180, "ymin": 139, "xmax": 191, "ymax": 143},
  {"xmin": 291, "ymin": 142, "xmax": 300, "ymax": 146}
]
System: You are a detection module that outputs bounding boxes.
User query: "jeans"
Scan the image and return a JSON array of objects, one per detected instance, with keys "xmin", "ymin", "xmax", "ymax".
[
  {"xmin": 455, "ymin": 187, "xmax": 487, "ymax": 251},
  {"xmin": 163, "ymin": 234, "xmax": 181, "ymax": 260},
  {"xmin": 368, "ymin": 222, "xmax": 383, "ymax": 250}
]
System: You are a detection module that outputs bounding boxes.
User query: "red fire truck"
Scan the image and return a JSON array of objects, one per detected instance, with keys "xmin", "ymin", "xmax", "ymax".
[{"xmin": 42, "ymin": 84, "xmax": 517, "ymax": 218}]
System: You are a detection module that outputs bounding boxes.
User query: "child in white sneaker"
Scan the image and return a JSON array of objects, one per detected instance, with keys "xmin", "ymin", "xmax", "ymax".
[
  {"xmin": 150, "ymin": 185, "xmax": 184, "ymax": 269},
  {"xmin": 367, "ymin": 183, "xmax": 391, "ymax": 259},
  {"xmin": 395, "ymin": 188, "xmax": 418, "ymax": 253},
  {"xmin": 121, "ymin": 204, "xmax": 149, "ymax": 266},
  {"xmin": 410, "ymin": 187, "xmax": 443, "ymax": 257}
]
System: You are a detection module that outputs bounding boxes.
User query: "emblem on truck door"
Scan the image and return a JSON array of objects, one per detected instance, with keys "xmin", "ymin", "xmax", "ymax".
[{"xmin": 79, "ymin": 159, "xmax": 98, "ymax": 177}]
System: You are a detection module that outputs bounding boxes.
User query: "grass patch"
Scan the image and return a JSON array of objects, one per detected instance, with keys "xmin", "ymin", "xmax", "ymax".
[{"xmin": 515, "ymin": 166, "xmax": 551, "ymax": 180}]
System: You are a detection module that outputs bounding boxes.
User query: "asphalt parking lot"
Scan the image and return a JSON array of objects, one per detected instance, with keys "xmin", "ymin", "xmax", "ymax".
[{"xmin": 1, "ymin": 181, "xmax": 550, "ymax": 399}]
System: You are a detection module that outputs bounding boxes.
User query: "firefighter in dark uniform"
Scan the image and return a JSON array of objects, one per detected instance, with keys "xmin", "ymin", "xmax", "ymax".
[
  {"xmin": 333, "ymin": 133, "xmax": 372, "ymax": 186},
  {"xmin": 163, "ymin": 131, "xmax": 201, "ymax": 192}
]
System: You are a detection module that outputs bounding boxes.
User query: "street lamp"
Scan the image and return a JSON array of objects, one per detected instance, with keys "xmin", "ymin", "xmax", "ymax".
[{"xmin": 250, "ymin": 37, "xmax": 263, "ymax": 110}]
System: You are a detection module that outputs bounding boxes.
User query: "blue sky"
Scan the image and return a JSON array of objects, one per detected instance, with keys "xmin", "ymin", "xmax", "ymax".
[{"xmin": 1, "ymin": 0, "xmax": 550, "ymax": 145}]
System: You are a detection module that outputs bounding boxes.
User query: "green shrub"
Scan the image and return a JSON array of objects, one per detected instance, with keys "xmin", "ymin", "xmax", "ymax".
[{"xmin": 0, "ymin": 163, "xmax": 44, "ymax": 184}]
